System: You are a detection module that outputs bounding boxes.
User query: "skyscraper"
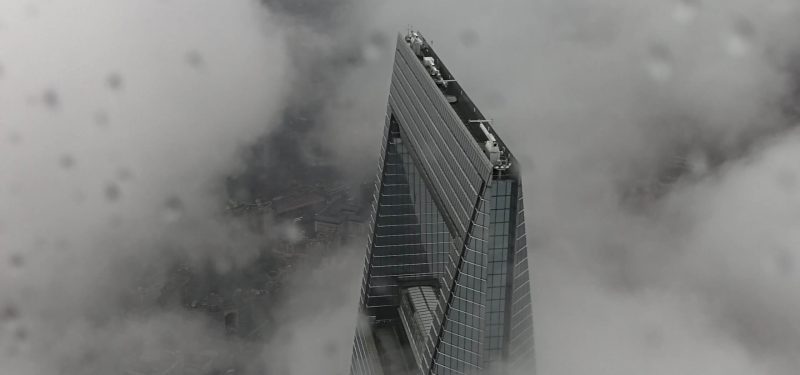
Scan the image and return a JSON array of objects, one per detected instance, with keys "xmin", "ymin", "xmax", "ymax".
[{"xmin": 350, "ymin": 31, "xmax": 534, "ymax": 375}]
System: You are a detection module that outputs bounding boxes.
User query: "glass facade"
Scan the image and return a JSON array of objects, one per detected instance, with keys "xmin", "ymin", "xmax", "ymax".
[{"xmin": 351, "ymin": 33, "xmax": 534, "ymax": 375}]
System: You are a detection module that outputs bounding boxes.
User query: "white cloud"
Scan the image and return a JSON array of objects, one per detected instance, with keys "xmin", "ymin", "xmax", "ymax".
[
  {"xmin": 0, "ymin": 0, "xmax": 292, "ymax": 372},
  {"xmin": 307, "ymin": 1, "xmax": 800, "ymax": 373},
  {"xmin": 4, "ymin": 0, "xmax": 800, "ymax": 373}
]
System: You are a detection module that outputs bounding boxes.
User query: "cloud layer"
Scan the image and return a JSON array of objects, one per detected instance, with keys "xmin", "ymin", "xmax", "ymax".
[
  {"xmin": 3, "ymin": 0, "xmax": 800, "ymax": 374},
  {"xmin": 0, "ymin": 0, "xmax": 291, "ymax": 373},
  {"xmin": 305, "ymin": 1, "xmax": 800, "ymax": 374}
]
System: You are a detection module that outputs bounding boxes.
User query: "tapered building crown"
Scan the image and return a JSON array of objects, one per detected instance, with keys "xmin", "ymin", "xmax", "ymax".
[{"xmin": 350, "ymin": 31, "xmax": 534, "ymax": 375}]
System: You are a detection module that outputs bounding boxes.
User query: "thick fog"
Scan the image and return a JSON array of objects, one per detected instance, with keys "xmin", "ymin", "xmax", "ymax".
[
  {"xmin": 0, "ymin": 0, "xmax": 294, "ymax": 373},
  {"xmin": 3, "ymin": 0, "xmax": 800, "ymax": 374}
]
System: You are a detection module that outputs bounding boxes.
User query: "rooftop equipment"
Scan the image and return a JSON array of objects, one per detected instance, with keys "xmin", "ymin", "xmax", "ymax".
[
  {"xmin": 478, "ymin": 123, "xmax": 501, "ymax": 165},
  {"xmin": 422, "ymin": 57, "xmax": 441, "ymax": 78},
  {"xmin": 406, "ymin": 30, "xmax": 512, "ymax": 170},
  {"xmin": 405, "ymin": 31, "xmax": 425, "ymax": 57}
]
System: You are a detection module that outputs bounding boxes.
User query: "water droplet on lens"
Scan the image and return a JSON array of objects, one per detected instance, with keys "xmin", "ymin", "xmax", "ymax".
[
  {"xmin": 362, "ymin": 45, "xmax": 381, "ymax": 63},
  {"xmin": 323, "ymin": 340, "xmax": 338, "ymax": 358},
  {"xmin": 58, "ymin": 154, "xmax": 75, "ymax": 169},
  {"xmin": 369, "ymin": 31, "xmax": 388, "ymax": 48},
  {"xmin": 8, "ymin": 253, "xmax": 23, "ymax": 267},
  {"xmin": 646, "ymin": 43, "xmax": 673, "ymax": 83},
  {"xmin": 673, "ymin": 0, "xmax": 700, "ymax": 24},
  {"xmin": 106, "ymin": 72, "xmax": 123, "ymax": 91},
  {"xmin": 774, "ymin": 250, "xmax": 794, "ymax": 276},
  {"xmin": 214, "ymin": 257, "xmax": 233, "ymax": 274},
  {"xmin": 459, "ymin": 28, "xmax": 480, "ymax": 48},
  {"xmin": 72, "ymin": 189, "xmax": 87, "ymax": 203},
  {"xmin": 55, "ymin": 238, "xmax": 70, "ymax": 250},
  {"xmin": 104, "ymin": 183, "xmax": 121, "ymax": 202},
  {"xmin": 93, "ymin": 110, "xmax": 110, "ymax": 127},
  {"xmin": 116, "ymin": 167, "xmax": 133, "ymax": 181},
  {"xmin": 185, "ymin": 50, "xmax": 205, "ymax": 68},
  {"xmin": 725, "ymin": 18, "xmax": 755, "ymax": 57},
  {"xmin": 686, "ymin": 149, "xmax": 708, "ymax": 175},
  {"xmin": 42, "ymin": 89, "xmax": 60, "ymax": 110},
  {"xmin": 776, "ymin": 169, "xmax": 797, "ymax": 192},
  {"xmin": 643, "ymin": 328, "xmax": 664, "ymax": 348},
  {"xmin": 1, "ymin": 305, "xmax": 18, "ymax": 321},
  {"xmin": 15, "ymin": 326, "xmax": 27, "ymax": 341},
  {"xmin": 485, "ymin": 91, "xmax": 507, "ymax": 108},
  {"xmin": 34, "ymin": 237, "xmax": 46, "ymax": 249},
  {"xmin": 25, "ymin": 3, "xmax": 39, "ymax": 18},
  {"xmin": 733, "ymin": 17, "xmax": 756, "ymax": 39},
  {"xmin": 108, "ymin": 214, "xmax": 124, "ymax": 227},
  {"xmin": 162, "ymin": 196, "xmax": 184, "ymax": 223},
  {"xmin": 6, "ymin": 131, "xmax": 21, "ymax": 145}
]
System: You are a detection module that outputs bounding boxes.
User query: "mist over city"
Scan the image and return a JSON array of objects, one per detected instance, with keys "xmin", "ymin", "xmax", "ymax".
[{"xmin": 2, "ymin": 1, "xmax": 800, "ymax": 374}]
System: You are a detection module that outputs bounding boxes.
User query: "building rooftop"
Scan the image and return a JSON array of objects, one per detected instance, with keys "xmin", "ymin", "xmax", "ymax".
[{"xmin": 402, "ymin": 31, "xmax": 513, "ymax": 171}]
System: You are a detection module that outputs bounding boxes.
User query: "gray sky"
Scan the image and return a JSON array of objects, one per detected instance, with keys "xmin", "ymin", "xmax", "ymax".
[
  {"xmin": 300, "ymin": 1, "xmax": 800, "ymax": 374},
  {"xmin": 2, "ymin": 0, "xmax": 800, "ymax": 374}
]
